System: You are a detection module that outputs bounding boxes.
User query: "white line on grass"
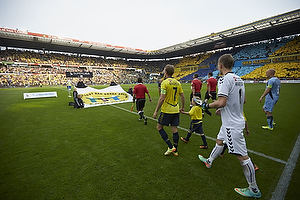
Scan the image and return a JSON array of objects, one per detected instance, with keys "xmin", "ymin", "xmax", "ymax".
[
  {"xmin": 112, "ymin": 104, "xmax": 299, "ymax": 200},
  {"xmin": 271, "ymin": 133, "xmax": 300, "ymax": 200},
  {"xmin": 110, "ymin": 104, "xmax": 287, "ymax": 164}
]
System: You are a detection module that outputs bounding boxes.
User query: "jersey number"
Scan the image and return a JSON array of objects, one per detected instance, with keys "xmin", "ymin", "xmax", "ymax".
[
  {"xmin": 173, "ymin": 87, "xmax": 177, "ymax": 101},
  {"xmin": 239, "ymin": 89, "xmax": 242, "ymax": 104}
]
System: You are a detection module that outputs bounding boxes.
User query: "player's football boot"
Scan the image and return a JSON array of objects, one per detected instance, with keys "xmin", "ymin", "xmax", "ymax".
[
  {"xmin": 180, "ymin": 137, "xmax": 188, "ymax": 143},
  {"xmin": 262, "ymin": 126, "xmax": 273, "ymax": 130},
  {"xmin": 199, "ymin": 145, "xmax": 208, "ymax": 149},
  {"xmin": 164, "ymin": 147, "xmax": 176, "ymax": 156},
  {"xmin": 172, "ymin": 151, "xmax": 179, "ymax": 156},
  {"xmin": 234, "ymin": 187, "xmax": 261, "ymax": 198},
  {"xmin": 198, "ymin": 155, "xmax": 211, "ymax": 168}
]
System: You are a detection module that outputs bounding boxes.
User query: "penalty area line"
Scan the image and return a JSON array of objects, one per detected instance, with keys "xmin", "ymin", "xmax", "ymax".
[{"xmin": 111, "ymin": 104, "xmax": 287, "ymax": 165}]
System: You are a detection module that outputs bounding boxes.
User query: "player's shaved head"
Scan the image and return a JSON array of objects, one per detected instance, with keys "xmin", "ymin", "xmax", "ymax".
[
  {"xmin": 266, "ymin": 68, "xmax": 276, "ymax": 78},
  {"xmin": 267, "ymin": 68, "xmax": 276, "ymax": 75}
]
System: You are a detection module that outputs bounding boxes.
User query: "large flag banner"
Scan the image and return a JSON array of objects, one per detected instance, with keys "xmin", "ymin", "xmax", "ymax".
[{"xmin": 77, "ymin": 85, "xmax": 133, "ymax": 108}]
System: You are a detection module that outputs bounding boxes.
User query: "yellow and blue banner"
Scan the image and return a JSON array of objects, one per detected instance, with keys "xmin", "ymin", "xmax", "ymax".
[{"xmin": 77, "ymin": 85, "xmax": 133, "ymax": 108}]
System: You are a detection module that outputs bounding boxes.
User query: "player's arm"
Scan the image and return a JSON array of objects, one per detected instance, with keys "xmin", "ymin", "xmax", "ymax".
[
  {"xmin": 180, "ymin": 110, "xmax": 190, "ymax": 115},
  {"xmin": 153, "ymin": 93, "xmax": 165, "ymax": 119},
  {"xmin": 147, "ymin": 92, "xmax": 152, "ymax": 102},
  {"xmin": 205, "ymin": 96, "xmax": 227, "ymax": 109},
  {"xmin": 207, "ymin": 84, "xmax": 212, "ymax": 97},
  {"xmin": 180, "ymin": 106, "xmax": 190, "ymax": 115},
  {"xmin": 244, "ymin": 120, "xmax": 250, "ymax": 136},
  {"xmin": 259, "ymin": 87, "xmax": 271, "ymax": 103},
  {"xmin": 179, "ymin": 92, "xmax": 185, "ymax": 112},
  {"xmin": 192, "ymin": 85, "xmax": 196, "ymax": 96}
]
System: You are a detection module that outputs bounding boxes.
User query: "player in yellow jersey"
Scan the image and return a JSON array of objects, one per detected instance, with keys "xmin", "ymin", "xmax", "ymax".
[{"xmin": 153, "ymin": 65, "xmax": 185, "ymax": 156}]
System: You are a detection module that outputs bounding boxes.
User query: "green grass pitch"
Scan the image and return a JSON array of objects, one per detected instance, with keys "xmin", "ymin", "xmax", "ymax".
[{"xmin": 0, "ymin": 83, "xmax": 299, "ymax": 200}]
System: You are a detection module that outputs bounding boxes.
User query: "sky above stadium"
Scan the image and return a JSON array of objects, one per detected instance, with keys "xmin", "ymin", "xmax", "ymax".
[{"xmin": 0, "ymin": 0, "xmax": 299, "ymax": 50}]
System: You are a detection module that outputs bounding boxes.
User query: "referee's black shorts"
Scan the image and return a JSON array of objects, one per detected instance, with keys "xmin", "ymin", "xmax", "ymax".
[
  {"xmin": 190, "ymin": 92, "xmax": 201, "ymax": 101},
  {"xmin": 136, "ymin": 98, "xmax": 146, "ymax": 111},
  {"xmin": 204, "ymin": 91, "xmax": 217, "ymax": 100}
]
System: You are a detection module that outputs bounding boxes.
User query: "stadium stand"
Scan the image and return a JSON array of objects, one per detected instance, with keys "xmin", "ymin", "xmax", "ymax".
[{"xmin": 1, "ymin": 34, "xmax": 299, "ymax": 87}]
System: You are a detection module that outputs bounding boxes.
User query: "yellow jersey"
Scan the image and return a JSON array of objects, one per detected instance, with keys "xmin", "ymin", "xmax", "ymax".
[
  {"xmin": 189, "ymin": 106, "xmax": 203, "ymax": 120},
  {"xmin": 161, "ymin": 77, "xmax": 183, "ymax": 113}
]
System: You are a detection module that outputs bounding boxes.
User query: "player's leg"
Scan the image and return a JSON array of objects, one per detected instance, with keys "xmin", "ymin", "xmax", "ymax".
[
  {"xmin": 195, "ymin": 92, "xmax": 201, "ymax": 100},
  {"xmin": 204, "ymin": 91, "xmax": 210, "ymax": 103},
  {"xmin": 181, "ymin": 130, "xmax": 192, "ymax": 143},
  {"xmin": 262, "ymin": 101, "xmax": 274, "ymax": 130},
  {"xmin": 198, "ymin": 126, "xmax": 225, "ymax": 168},
  {"xmin": 211, "ymin": 92, "xmax": 217, "ymax": 102},
  {"xmin": 219, "ymin": 142, "xmax": 227, "ymax": 157},
  {"xmin": 205, "ymin": 139, "xmax": 224, "ymax": 163},
  {"xmin": 266, "ymin": 112, "xmax": 273, "ymax": 128},
  {"xmin": 199, "ymin": 133, "xmax": 208, "ymax": 149},
  {"xmin": 232, "ymin": 129, "xmax": 261, "ymax": 197},
  {"xmin": 157, "ymin": 113, "xmax": 175, "ymax": 155},
  {"xmin": 181, "ymin": 121, "xmax": 194, "ymax": 143},
  {"xmin": 136, "ymin": 99, "xmax": 142, "ymax": 120},
  {"xmin": 189, "ymin": 92, "xmax": 193, "ymax": 109},
  {"xmin": 235, "ymin": 155, "xmax": 261, "ymax": 198},
  {"xmin": 198, "ymin": 123, "xmax": 208, "ymax": 148},
  {"xmin": 170, "ymin": 113, "xmax": 180, "ymax": 155},
  {"xmin": 139, "ymin": 99, "xmax": 147, "ymax": 124},
  {"xmin": 198, "ymin": 139, "xmax": 224, "ymax": 168},
  {"xmin": 171, "ymin": 126, "xmax": 179, "ymax": 156}
]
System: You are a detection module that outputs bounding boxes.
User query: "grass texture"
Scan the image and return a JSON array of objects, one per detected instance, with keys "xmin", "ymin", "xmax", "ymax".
[{"xmin": 0, "ymin": 83, "xmax": 299, "ymax": 200}]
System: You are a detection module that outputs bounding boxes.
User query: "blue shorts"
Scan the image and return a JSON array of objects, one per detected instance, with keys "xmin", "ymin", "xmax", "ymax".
[
  {"xmin": 263, "ymin": 99, "xmax": 278, "ymax": 113},
  {"xmin": 67, "ymin": 86, "xmax": 72, "ymax": 90},
  {"xmin": 189, "ymin": 120, "xmax": 203, "ymax": 134},
  {"xmin": 158, "ymin": 112, "xmax": 180, "ymax": 126}
]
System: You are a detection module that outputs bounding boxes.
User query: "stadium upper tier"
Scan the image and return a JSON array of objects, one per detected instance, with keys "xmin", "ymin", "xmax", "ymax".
[{"xmin": 1, "ymin": 9, "xmax": 300, "ymax": 59}]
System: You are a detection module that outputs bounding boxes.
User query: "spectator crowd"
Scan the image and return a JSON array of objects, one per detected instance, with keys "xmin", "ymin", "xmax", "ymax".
[{"xmin": 1, "ymin": 35, "xmax": 299, "ymax": 87}]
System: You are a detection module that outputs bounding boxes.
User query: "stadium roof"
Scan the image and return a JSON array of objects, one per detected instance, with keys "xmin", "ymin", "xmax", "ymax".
[{"xmin": 1, "ymin": 9, "xmax": 300, "ymax": 60}]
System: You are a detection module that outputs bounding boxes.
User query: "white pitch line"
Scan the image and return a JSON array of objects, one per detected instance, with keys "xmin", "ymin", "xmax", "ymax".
[
  {"xmin": 111, "ymin": 104, "xmax": 287, "ymax": 164},
  {"xmin": 271, "ymin": 133, "xmax": 300, "ymax": 200},
  {"xmin": 112, "ymin": 104, "xmax": 298, "ymax": 200}
]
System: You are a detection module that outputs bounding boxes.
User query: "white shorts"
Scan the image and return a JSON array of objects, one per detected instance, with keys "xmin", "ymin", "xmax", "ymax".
[{"xmin": 217, "ymin": 125, "xmax": 248, "ymax": 156}]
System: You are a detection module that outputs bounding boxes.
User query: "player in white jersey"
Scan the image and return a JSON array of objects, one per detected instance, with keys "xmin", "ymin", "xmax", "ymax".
[{"xmin": 198, "ymin": 54, "xmax": 261, "ymax": 198}]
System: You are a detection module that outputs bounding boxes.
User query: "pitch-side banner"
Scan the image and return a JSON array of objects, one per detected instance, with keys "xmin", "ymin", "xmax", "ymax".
[
  {"xmin": 23, "ymin": 91, "xmax": 58, "ymax": 99},
  {"xmin": 77, "ymin": 85, "xmax": 133, "ymax": 108}
]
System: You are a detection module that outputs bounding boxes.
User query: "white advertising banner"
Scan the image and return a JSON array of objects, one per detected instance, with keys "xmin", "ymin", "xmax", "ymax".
[{"xmin": 23, "ymin": 91, "xmax": 58, "ymax": 99}]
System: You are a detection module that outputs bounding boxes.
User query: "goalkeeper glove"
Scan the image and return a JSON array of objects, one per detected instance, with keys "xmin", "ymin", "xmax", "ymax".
[
  {"xmin": 202, "ymin": 102, "xmax": 212, "ymax": 116},
  {"xmin": 202, "ymin": 102, "xmax": 210, "ymax": 110}
]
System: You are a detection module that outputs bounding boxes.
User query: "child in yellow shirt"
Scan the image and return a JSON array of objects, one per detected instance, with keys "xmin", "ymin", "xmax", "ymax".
[{"xmin": 180, "ymin": 97, "xmax": 208, "ymax": 149}]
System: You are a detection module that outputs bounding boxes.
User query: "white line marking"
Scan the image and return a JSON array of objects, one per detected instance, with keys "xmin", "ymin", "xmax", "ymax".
[
  {"xmin": 111, "ymin": 104, "xmax": 287, "ymax": 164},
  {"xmin": 112, "ymin": 104, "xmax": 299, "ymax": 199},
  {"xmin": 271, "ymin": 133, "xmax": 300, "ymax": 200}
]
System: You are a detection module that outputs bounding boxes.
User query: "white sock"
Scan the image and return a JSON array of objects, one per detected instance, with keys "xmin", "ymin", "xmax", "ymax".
[
  {"xmin": 207, "ymin": 144, "xmax": 224, "ymax": 164},
  {"xmin": 240, "ymin": 158, "xmax": 259, "ymax": 192}
]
